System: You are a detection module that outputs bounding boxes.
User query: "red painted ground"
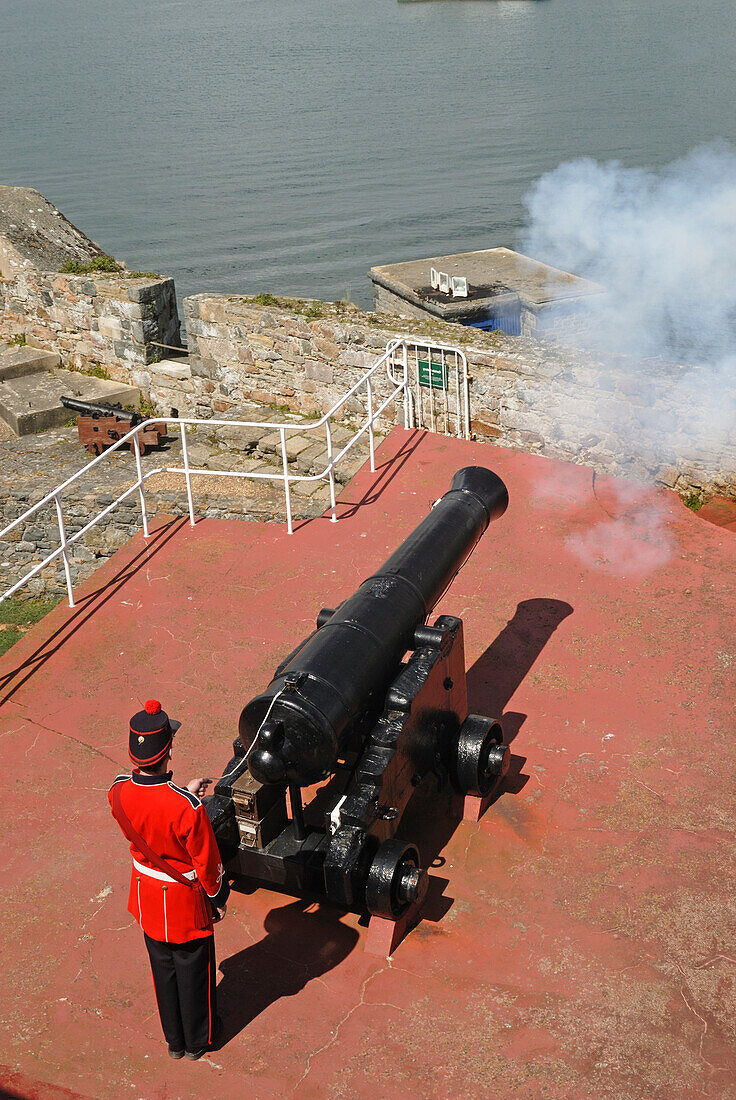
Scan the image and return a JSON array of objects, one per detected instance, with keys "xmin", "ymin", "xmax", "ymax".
[
  {"xmin": 1, "ymin": 428, "xmax": 735, "ymax": 1100},
  {"xmin": 699, "ymin": 496, "xmax": 736, "ymax": 534}
]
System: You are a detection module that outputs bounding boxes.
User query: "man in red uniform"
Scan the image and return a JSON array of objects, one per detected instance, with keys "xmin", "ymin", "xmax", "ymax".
[{"xmin": 108, "ymin": 699, "xmax": 230, "ymax": 1060}]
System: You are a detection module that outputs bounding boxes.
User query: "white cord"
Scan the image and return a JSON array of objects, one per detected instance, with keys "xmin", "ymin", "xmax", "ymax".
[{"xmin": 208, "ymin": 689, "xmax": 286, "ymax": 784}]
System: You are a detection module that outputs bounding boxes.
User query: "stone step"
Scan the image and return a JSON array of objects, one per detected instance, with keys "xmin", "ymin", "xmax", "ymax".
[
  {"xmin": 0, "ymin": 370, "xmax": 140, "ymax": 436},
  {"xmin": 0, "ymin": 345, "xmax": 60, "ymax": 382},
  {"xmin": 150, "ymin": 357, "xmax": 192, "ymax": 381}
]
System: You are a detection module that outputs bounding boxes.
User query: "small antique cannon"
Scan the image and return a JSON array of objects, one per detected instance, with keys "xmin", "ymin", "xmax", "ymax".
[
  {"xmin": 61, "ymin": 396, "xmax": 166, "ymax": 456},
  {"xmin": 206, "ymin": 467, "xmax": 510, "ymax": 924}
]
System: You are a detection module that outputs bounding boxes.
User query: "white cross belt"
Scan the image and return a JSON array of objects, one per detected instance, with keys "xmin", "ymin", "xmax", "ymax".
[{"xmin": 132, "ymin": 857, "xmax": 197, "ymax": 884}]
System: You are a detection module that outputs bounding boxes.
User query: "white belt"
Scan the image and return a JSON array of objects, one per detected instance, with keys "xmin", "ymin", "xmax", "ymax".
[{"xmin": 133, "ymin": 857, "xmax": 197, "ymax": 884}]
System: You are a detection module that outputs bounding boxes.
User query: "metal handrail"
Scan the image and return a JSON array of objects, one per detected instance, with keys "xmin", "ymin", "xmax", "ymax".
[{"xmin": 0, "ymin": 337, "xmax": 469, "ymax": 609}]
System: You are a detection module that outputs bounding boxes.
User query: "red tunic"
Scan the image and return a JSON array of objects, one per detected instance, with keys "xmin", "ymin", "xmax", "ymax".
[{"xmin": 108, "ymin": 770, "xmax": 230, "ymax": 943}]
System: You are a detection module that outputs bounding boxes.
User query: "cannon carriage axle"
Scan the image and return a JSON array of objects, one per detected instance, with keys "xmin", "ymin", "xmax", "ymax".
[{"xmin": 205, "ymin": 467, "xmax": 511, "ymax": 929}]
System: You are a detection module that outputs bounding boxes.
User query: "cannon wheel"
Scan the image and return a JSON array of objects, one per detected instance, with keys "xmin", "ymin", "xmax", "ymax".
[
  {"xmin": 366, "ymin": 840, "xmax": 427, "ymax": 920},
  {"xmin": 131, "ymin": 439, "xmax": 147, "ymax": 456},
  {"xmin": 452, "ymin": 716, "xmax": 509, "ymax": 797}
]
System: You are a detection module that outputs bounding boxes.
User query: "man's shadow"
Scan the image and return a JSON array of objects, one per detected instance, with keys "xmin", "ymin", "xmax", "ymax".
[{"xmin": 216, "ymin": 898, "xmax": 359, "ymax": 1044}]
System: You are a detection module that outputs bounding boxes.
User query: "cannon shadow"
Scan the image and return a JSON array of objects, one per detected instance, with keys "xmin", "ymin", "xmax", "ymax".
[
  {"xmin": 215, "ymin": 899, "xmax": 360, "ymax": 1044},
  {"xmin": 466, "ymin": 597, "xmax": 574, "ymax": 745}
]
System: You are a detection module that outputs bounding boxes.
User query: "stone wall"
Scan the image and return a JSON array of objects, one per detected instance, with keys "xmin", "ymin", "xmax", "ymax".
[
  {"xmin": 181, "ymin": 295, "xmax": 404, "ymax": 423},
  {"xmin": 0, "ymin": 187, "xmax": 181, "ymax": 377},
  {"xmin": 168, "ymin": 294, "xmax": 735, "ymax": 497},
  {"xmin": 0, "ymin": 269, "xmax": 180, "ymax": 377},
  {"xmin": 0, "ymin": 490, "xmax": 145, "ymax": 598}
]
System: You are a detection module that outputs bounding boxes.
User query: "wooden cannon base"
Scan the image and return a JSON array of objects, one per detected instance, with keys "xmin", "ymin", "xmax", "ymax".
[
  {"xmin": 227, "ymin": 786, "xmax": 493, "ymax": 960},
  {"xmin": 76, "ymin": 416, "xmax": 167, "ymax": 456},
  {"xmin": 363, "ymin": 791, "xmax": 494, "ymax": 958}
]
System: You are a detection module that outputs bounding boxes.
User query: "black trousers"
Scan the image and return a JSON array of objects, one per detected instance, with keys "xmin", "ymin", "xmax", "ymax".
[{"xmin": 144, "ymin": 932, "xmax": 217, "ymax": 1052}]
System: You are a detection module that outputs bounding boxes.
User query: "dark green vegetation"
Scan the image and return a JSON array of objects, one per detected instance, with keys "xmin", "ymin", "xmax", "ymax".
[
  {"xmin": 67, "ymin": 363, "xmax": 110, "ymax": 380},
  {"xmin": 138, "ymin": 394, "xmax": 157, "ymax": 418},
  {"xmin": 683, "ymin": 491, "xmax": 704, "ymax": 511},
  {"xmin": 59, "ymin": 255, "xmax": 122, "ymax": 275},
  {"xmin": 7, "ymin": 332, "xmax": 27, "ymax": 347},
  {"xmin": 243, "ymin": 293, "xmax": 326, "ymax": 320},
  {"xmin": 58, "ymin": 256, "xmax": 161, "ymax": 278},
  {"xmin": 0, "ymin": 596, "xmax": 60, "ymax": 657}
]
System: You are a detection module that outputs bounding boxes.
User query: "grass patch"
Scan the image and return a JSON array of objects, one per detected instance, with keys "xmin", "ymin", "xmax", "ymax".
[
  {"xmin": 0, "ymin": 596, "xmax": 60, "ymax": 657},
  {"xmin": 0, "ymin": 595, "xmax": 60, "ymax": 626},
  {"xmin": 61, "ymin": 361, "xmax": 110, "ymax": 381},
  {"xmin": 127, "ymin": 271, "xmax": 161, "ymax": 280},
  {"xmin": 0, "ymin": 628, "xmax": 23, "ymax": 657},
  {"xmin": 7, "ymin": 332, "xmax": 27, "ymax": 347},
  {"xmin": 79, "ymin": 363, "xmax": 110, "ymax": 380},
  {"xmin": 138, "ymin": 394, "xmax": 157, "ymax": 419},
  {"xmin": 59, "ymin": 254, "xmax": 122, "ymax": 275},
  {"xmin": 240, "ymin": 294, "xmax": 327, "ymax": 320},
  {"xmin": 683, "ymin": 491, "xmax": 704, "ymax": 512}
]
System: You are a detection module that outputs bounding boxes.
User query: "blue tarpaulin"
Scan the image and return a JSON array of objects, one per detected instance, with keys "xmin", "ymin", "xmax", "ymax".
[{"xmin": 466, "ymin": 306, "xmax": 521, "ymax": 336}]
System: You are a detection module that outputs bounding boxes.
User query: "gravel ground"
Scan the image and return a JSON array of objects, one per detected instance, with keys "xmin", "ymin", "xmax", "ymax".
[{"xmin": 0, "ymin": 404, "xmax": 381, "ymax": 522}]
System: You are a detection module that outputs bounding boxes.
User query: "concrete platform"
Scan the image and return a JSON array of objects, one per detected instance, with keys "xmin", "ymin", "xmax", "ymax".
[
  {"xmin": 370, "ymin": 246, "xmax": 603, "ymax": 325},
  {"xmin": 1, "ymin": 428, "xmax": 735, "ymax": 1099},
  {"xmin": 0, "ymin": 345, "xmax": 60, "ymax": 382},
  {"xmin": 0, "ymin": 369, "xmax": 139, "ymax": 435}
]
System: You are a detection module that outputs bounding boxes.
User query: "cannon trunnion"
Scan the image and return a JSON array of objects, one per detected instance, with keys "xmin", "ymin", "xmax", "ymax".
[{"xmin": 205, "ymin": 467, "xmax": 511, "ymax": 927}]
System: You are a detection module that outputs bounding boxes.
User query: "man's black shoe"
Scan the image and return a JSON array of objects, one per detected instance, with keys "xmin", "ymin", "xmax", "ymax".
[
  {"xmin": 168, "ymin": 1047, "xmax": 185, "ymax": 1060},
  {"xmin": 185, "ymin": 1047, "xmax": 206, "ymax": 1061}
]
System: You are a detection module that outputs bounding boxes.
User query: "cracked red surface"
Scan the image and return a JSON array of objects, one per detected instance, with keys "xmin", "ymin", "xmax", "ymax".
[{"xmin": 1, "ymin": 427, "xmax": 735, "ymax": 1099}]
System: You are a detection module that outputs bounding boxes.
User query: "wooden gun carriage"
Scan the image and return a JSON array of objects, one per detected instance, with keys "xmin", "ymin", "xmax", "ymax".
[{"xmin": 61, "ymin": 396, "xmax": 166, "ymax": 456}]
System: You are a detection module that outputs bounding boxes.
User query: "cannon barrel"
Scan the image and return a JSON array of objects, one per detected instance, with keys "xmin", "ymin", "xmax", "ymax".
[
  {"xmin": 242, "ymin": 466, "xmax": 508, "ymax": 788},
  {"xmin": 60, "ymin": 396, "xmax": 141, "ymax": 424}
]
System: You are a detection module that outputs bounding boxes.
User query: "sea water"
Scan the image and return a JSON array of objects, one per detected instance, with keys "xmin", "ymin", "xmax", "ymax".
[{"xmin": 2, "ymin": 0, "xmax": 735, "ymax": 308}]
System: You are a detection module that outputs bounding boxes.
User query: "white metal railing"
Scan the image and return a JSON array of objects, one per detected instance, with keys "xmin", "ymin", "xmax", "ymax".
[
  {"xmin": 0, "ymin": 337, "xmax": 469, "ymax": 609},
  {"xmin": 387, "ymin": 337, "xmax": 470, "ymax": 440}
]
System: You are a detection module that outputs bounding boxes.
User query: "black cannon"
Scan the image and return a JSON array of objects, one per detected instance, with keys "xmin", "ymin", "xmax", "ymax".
[
  {"xmin": 60, "ymin": 395, "xmax": 143, "ymax": 424},
  {"xmin": 206, "ymin": 467, "xmax": 511, "ymax": 923},
  {"xmin": 61, "ymin": 396, "xmax": 166, "ymax": 456}
]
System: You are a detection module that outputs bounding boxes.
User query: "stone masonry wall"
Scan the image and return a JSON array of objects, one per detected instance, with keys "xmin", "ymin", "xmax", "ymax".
[
  {"xmin": 0, "ymin": 269, "xmax": 180, "ymax": 378},
  {"xmin": 164, "ymin": 294, "xmax": 736, "ymax": 498},
  {"xmin": 0, "ymin": 490, "xmax": 144, "ymax": 599}
]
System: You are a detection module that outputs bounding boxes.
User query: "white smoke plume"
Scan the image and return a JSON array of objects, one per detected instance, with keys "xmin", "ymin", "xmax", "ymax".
[
  {"xmin": 519, "ymin": 143, "xmax": 736, "ymax": 574},
  {"xmin": 521, "ymin": 141, "xmax": 736, "ymax": 367}
]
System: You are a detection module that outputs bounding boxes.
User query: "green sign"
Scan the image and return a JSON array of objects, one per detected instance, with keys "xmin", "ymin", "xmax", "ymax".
[{"xmin": 417, "ymin": 358, "xmax": 448, "ymax": 390}]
